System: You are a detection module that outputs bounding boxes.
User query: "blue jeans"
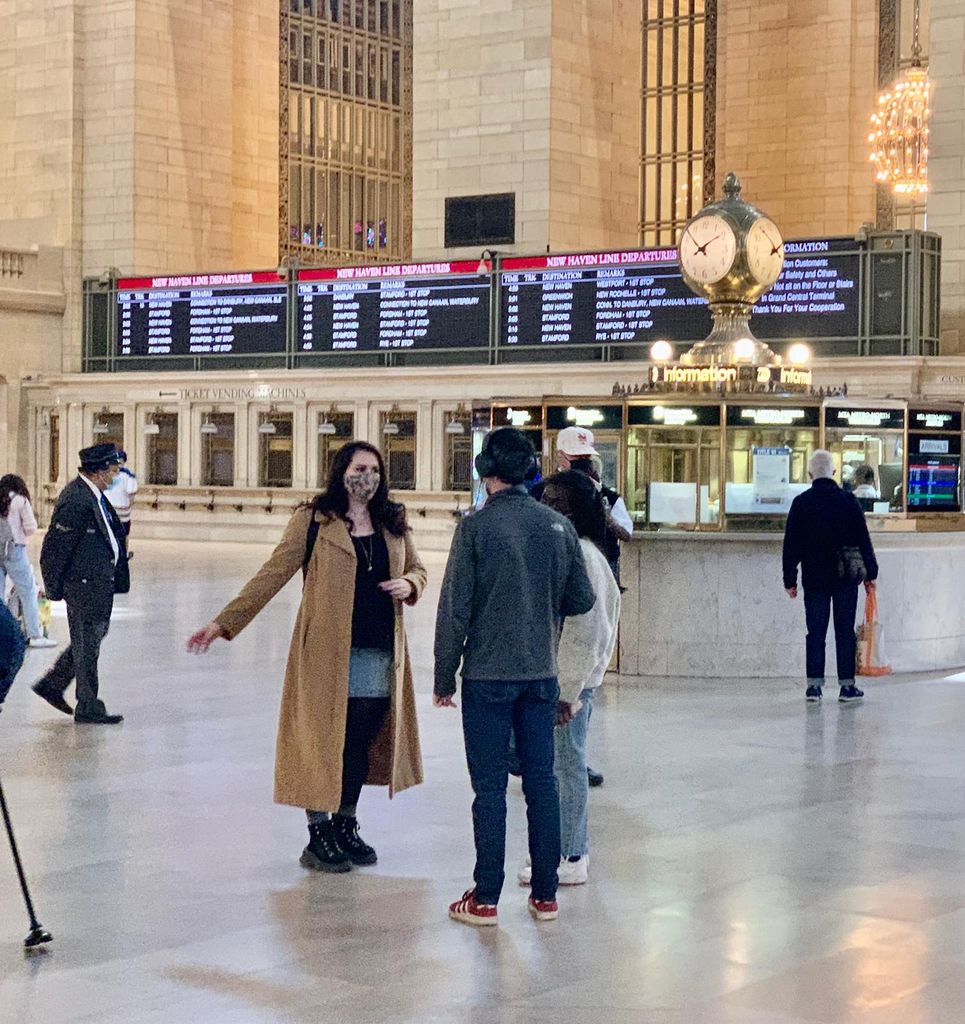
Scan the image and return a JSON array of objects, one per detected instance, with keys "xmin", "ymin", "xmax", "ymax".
[
  {"xmin": 556, "ymin": 686, "xmax": 594, "ymax": 859},
  {"xmin": 461, "ymin": 678, "xmax": 561, "ymax": 905},
  {"xmin": 803, "ymin": 585, "xmax": 858, "ymax": 683},
  {"xmin": 1, "ymin": 545, "xmax": 43, "ymax": 639}
]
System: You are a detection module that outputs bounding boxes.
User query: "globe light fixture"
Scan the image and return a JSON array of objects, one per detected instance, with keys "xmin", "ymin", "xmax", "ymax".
[
  {"xmin": 787, "ymin": 342, "xmax": 812, "ymax": 365},
  {"xmin": 649, "ymin": 340, "xmax": 674, "ymax": 363},
  {"xmin": 868, "ymin": 0, "xmax": 930, "ymax": 196}
]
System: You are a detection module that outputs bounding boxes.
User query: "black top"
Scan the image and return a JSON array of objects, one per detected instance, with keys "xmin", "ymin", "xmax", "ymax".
[
  {"xmin": 782, "ymin": 478, "xmax": 879, "ymax": 592},
  {"xmin": 350, "ymin": 531, "xmax": 395, "ymax": 651}
]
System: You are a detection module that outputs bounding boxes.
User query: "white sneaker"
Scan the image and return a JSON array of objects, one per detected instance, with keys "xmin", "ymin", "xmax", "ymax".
[
  {"xmin": 518, "ymin": 855, "xmax": 589, "ymax": 887},
  {"xmin": 27, "ymin": 636, "xmax": 58, "ymax": 649}
]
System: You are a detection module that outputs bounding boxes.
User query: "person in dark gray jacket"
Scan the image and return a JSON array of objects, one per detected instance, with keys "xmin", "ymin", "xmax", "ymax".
[
  {"xmin": 783, "ymin": 449, "xmax": 878, "ymax": 704},
  {"xmin": 434, "ymin": 427, "xmax": 595, "ymax": 926}
]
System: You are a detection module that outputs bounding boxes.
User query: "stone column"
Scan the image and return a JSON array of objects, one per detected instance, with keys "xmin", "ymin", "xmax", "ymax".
[{"xmin": 929, "ymin": 0, "xmax": 965, "ymax": 354}]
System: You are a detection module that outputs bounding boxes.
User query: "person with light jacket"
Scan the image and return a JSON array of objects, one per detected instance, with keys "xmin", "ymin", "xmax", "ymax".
[
  {"xmin": 1, "ymin": 474, "xmax": 57, "ymax": 649},
  {"xmin": 517, "ymin": 471, "xmax": 620, "ymax": 888}
]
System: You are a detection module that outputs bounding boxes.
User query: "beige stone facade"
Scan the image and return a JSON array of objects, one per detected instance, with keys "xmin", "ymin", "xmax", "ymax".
[
  {"xmin": 929, "ymin": 0, "xmax": 965, "ymax": 354},
  {"xmin": 411, "ymin": 0, "xmax": 639, "ymax": 258},
  {"xmin": 715, "ymin": 0, "xmax": 880, "ymax": 238}
]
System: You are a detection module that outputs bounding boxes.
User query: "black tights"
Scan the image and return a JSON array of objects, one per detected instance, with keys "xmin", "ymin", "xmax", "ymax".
[{"xmin": 339, "ymin": 697, "xmax": 390, "ymax": 812}]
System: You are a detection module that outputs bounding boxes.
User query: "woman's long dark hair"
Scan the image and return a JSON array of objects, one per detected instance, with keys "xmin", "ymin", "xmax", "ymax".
[
  {"xmin": 0, "ymin": 474, "xmax": 31, "ymax": 519},
  {"xmin": 307, "ymin": 441, "xmax": 408, "ymax": 536},
  {"xmin": 540, "ymin": 470, "xmax": 608, "ymax": 554}
]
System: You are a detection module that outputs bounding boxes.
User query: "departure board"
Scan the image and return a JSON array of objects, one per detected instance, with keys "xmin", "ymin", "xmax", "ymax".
[
  {"xmin": 499, "ymin": 239, "xmax": 861, "ymax": 347},
  {"xmin": 297, "ymin": 262, "xmax": 490, "ymax": 352},
  {"xmin": 116, "ymin": 272, "xmax": 288, "ymax": 357}
]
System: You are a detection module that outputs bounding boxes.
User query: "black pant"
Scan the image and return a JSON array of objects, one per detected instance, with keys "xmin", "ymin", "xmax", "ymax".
[
  {"xmin": 340, "ymin": 697, "xmax": 390, "ymax": 811},
  {"xmin": 803, "ymin": 585, "xmax": 859, "ymax": 683},
  {"xmin": 41, "ymin": 603, "xmax": 112, "ymax": 716}
]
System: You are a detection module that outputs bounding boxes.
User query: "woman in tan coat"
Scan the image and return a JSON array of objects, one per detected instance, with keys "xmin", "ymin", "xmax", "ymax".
[{"xmin": 187, "ymin": 441, "xmax": 427, "ymax": 872}]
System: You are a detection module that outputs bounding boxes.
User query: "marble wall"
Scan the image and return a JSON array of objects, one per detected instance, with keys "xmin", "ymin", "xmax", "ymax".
[{"xmin": 620, "ymin": 532, "xmax": 965, "ymax": 679}]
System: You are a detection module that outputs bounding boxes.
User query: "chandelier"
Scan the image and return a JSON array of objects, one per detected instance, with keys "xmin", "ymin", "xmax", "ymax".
[{"xmin": 868, "ymin": 0, "xmax": 930, "ymax": 196}]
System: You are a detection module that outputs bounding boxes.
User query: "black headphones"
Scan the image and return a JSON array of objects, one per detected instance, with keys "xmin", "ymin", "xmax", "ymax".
[{"xmin": 475, "ymin": 428, "xmax": 536, "ymax": 483}]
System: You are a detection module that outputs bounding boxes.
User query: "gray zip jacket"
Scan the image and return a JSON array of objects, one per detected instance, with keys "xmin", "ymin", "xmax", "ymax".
[{"xmin": 433, "ymin": 485, "xmax": 596, "ymax": 697}]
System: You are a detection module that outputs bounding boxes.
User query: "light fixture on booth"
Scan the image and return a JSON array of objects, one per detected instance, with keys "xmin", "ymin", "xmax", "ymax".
[
  {"xmin": 787, "ymin": 342, "xmax": 812, "ymax": 365},
  {"xmin": 445, "ymin": 404, "xmax": 469, "ymax": 435},
  {"xmin": 868, "ymin": 0, "xmax": 931, "ymax": 196},
  {"xmin": 200, "ymin": 416, "xmax": 218, "ymax": 435},
  {"xmin": 382, "ymin": 405, "xmax": 401, "ymax": 436},
  {"xmin": 143, "ymin": 410, "xmax": 160, "ymax": 436},
  {"xmin": 317, "ymin": 405, "xmax": 338, "ymax": 435},
  {"xmin": 476, "ymin": 248, "xmax": 503, "ymax": 274},
  {"xmin": 258, "ymin": 405, "xmax": 278, "ymax": 435},
  {"xmin": 649, "ymin": 340, "xmax": 674, "ymax": 363},
  {"xmin": 92, "ymin": 408, "xmax": 110, "ymax": 435}
]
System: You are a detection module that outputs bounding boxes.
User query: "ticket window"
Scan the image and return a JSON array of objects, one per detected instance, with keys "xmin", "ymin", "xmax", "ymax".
[
  {"xmin": 723, "ymin": 405, "xmax": 820, "ymax": 518},
  {"xmin": 824, "ymin": 407, "xmax": 906, "ymax": 512},
  {"xmin": 626, "ymin": 404, "xmax": 722, "ymax": 528},
  {"xmin": 259, "ymin": 411, "xmax": 294, "ymax": 488},
  {"xmin": 444, "ymin": 408, "xmax": 473, "ymax": 492},
  {"xmin": 381, "ymin": 409, "xmax": 416, "ymax": 490},
  {"xmin": 316, "ymin": 411, "xmax": 355, "ymax": 488},
  {"xmin": 49, "ymin": 413, "xmax": 60, "ymax": 483},
  {"xmin": 201, "ymin": 413, "xmax": 235, "ymax": 487},
  {"xmin": 92, "ymin": 410, "xmax": 124, "ymax": 449},
  {"xmin": 146, "ymin": 413, "xmax": 179, "ymax": 486}
]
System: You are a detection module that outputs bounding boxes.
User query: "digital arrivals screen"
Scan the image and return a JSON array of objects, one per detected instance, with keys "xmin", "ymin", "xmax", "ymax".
[
  {"xmin": 499, "ymin": 238, "xmax": 860, "ymax": 347},
  {"xmin": 907, "ymin": 456, "xmax": 961, "ymax": 512},
  {"xmin": 297, "ymin": 262, "xmax": 490, "ymax": 352},
  {"xmin": 116, "ymin": 273, "xmax": 288, "ymax": 357}
]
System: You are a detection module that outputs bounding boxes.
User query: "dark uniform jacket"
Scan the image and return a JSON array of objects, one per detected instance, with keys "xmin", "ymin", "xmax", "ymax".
[
  {"xmin": 782, "ymin": 477, "xmax": 879, "ymax": 592},
  {"xmin": 40, "ymin": 477, "xmax": 130, "ymax": 616},
  {"xmin": 434, "ymin": 485, "xmax": 596, "ymax": 696}
]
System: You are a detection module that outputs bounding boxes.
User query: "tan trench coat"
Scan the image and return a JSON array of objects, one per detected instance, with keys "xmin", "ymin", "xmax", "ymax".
[{"xmin": 215, "ymin": 507, "xmax": 427, "ymax": 811}]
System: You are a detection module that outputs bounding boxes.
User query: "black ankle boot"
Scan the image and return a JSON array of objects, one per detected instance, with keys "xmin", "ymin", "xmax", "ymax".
[
  {"xmin": 332, "ymin": 813, "xmax": 378, "ymax": 865},
  {"xmin": 300, "ymin": 821, "xmax": 352, "ymax": 873}
]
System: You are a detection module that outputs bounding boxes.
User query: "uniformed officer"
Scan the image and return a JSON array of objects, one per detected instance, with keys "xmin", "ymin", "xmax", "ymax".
[{"xmin": 33, "ymin": 443, "xmax": 130, "ymax": 724}]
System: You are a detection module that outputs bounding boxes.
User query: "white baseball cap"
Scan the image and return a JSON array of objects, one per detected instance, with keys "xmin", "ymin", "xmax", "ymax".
[{"xmin": 557, "ymin": 426, "xmax": 598, "ymax": 457}]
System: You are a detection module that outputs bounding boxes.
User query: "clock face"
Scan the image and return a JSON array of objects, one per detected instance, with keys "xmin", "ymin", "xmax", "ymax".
[
  {"xmin": 678, "ymin": 214, "xmax": 738, "ymax": 285},
  {"xmin": 746, "ymin": 217, "xmax": 785, "ymax": 286}
]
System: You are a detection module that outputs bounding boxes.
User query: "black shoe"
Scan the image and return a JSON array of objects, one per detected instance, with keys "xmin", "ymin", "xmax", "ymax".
[
  {"xmin": 74, "ymin": 710, "xmax": 124, "ymax": 724},
  {"xmin": 32, "ymin": 681, "xmax": 74, "ymax": 716},
  {"xmin": 805, "ymin": 685, "xmax": 823, "ymax": 702},
  {"xmin": 839, "ymin": 685, "xmax": 865, "ymax": 703},
  {"xmin": 332, "ymin": 813, "xmax": 378, "ymax": 865},
  {"xmin": 587, "ymin": 766, "xmax": 604, "ymax": 788},
  {"xmin": 300, "ymin": 821, "xmax": 352, "ymax": 873}
]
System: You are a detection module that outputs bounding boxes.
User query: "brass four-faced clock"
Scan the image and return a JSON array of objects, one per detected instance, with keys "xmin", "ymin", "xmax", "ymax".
[{"xmin": 678, "ymin": 173, "xmax": 785, "ymax": 366}]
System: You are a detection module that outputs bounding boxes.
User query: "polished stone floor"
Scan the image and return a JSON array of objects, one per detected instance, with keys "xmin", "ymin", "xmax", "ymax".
[{"xmin": 2, "ymin": 539, "xmax": 965, "ymax": 1023}]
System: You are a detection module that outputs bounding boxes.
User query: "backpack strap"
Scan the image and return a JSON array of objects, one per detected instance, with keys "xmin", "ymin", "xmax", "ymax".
[{"xmin": 302, "ymin": 512, "xmax": 321, "ymax": 581}]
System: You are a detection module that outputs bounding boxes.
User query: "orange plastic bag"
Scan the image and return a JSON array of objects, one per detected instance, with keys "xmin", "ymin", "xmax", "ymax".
[{"xmin": 856, "ymin": 587, "xmax": 892, "ymax": 677}]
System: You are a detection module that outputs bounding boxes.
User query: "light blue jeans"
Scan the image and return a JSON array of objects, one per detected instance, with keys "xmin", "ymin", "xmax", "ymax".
[
  {"xmin": 555, "ymin": 686, "xmax": 595, "ymax": 859},
  {"xmin": 1, "ymin": 545, "xmax": 43, "ymax": 639}
]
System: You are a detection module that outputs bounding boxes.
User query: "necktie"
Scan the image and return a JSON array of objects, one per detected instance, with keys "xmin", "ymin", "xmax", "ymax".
[{"xmin": 100, "ymin": 494, "xmax": 112, "ymax": 521}]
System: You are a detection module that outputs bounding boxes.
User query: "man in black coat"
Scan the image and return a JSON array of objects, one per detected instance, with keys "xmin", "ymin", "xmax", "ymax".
[
  {"xmin": 34, "ymin": 443, "xmax": 130, "ymax": 724},
  {"xmin": 0, "ymin": 602, "xmax": 26, "ymax": 714},
  {"xmin": 783, "ymin": 449, "xmax": 879, "ymax": 704}
]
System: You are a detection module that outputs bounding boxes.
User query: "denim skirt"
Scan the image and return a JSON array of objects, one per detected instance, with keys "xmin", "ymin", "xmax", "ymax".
[{"xmin": 348, "ymin": 647, "xmax": 394, "ymax": 698}]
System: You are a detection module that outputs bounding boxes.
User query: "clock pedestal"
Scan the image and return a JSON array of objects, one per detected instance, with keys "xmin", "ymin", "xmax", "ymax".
[{"xmin": 681, "ymin": 302, "xmax": 778, "ymax": 367}]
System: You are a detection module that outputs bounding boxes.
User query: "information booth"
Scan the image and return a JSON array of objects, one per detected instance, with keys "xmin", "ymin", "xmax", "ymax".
[{"xmin": 625, "ymin": 397, "xmax": 822, "ymax": 530}]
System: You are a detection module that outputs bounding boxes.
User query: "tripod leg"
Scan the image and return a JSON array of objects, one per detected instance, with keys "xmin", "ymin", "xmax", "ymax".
[{"xmin": 0, "ymin": 777, "xmax": 52, "ymax": 948}]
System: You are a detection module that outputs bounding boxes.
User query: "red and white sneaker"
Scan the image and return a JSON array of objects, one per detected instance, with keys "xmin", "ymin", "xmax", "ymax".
[
  {"xmin": 449, "ymin": 889, "xmax": 498, "ymax": 926},
  {"xmin": 528, "ymin": 895, "xmax": 559, "ymax": 921}
]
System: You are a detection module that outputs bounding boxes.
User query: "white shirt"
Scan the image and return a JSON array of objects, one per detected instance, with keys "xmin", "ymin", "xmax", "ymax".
[
  {"xmin": 105, "ymin": 468, "xmax": 138, "ymax": 520},
  {"xmin": 80, "ymin": 474, "xmax": 119, "ymax": 562},
  {"xmin": 609, "ymin": 495, "xmax": 634, "ymax": 535},
  {"xmin": 4, "ymin": 493, "xmax": 38, "ymax": 545}
]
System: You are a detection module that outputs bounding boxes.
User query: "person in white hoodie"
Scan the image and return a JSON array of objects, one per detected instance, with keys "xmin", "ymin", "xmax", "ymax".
[{"xmin": 519, "ymin": 470, "xmax": 621, "ymax": 887}]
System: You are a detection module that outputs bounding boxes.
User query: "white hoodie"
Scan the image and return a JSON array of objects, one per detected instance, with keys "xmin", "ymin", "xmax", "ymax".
[{"xmin": 556, "ymin": 538, "xmax": 621, "ymax": 706}]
